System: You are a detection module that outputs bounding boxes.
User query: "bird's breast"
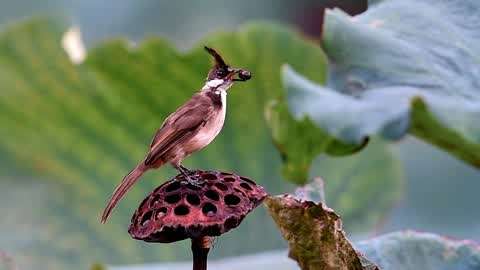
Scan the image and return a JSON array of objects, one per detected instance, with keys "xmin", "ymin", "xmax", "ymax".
[{"xmin": 188, "ymin": 93, "xmax": 226, "ymax": 152}]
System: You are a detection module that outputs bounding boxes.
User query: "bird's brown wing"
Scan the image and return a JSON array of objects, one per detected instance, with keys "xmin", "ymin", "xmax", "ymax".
[{"xmin": 145, "ymin": 93, "xmax": 213, "ymax": 165}]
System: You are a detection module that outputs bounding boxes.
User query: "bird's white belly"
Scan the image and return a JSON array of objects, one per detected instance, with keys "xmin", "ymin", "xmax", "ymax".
[
  {"xmin": 189, "ymin": 91, "xmax": 226, "ymax": 151},
  {"xmin": 193, "ymin": 115, "xmax": 224, "ymax": 148}
]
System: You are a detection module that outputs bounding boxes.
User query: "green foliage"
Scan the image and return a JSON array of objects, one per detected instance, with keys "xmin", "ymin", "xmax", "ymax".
[
  {"xmin": 281, "ymin": 0, "xmax": 480, "ymax": 168},
  {"xmin": 265, "ymin": 100, "xmax": 330, "ymax": 184},
  {"xmin": 312, "ymin": 140, "xmax": 403, "ymax": 232},
  {"xmin": 0, "ymin": 18, "xmax": 327, "ymax": 269},
  {"xmin": 265, "ymin": 98, "xmax": 364, "ymax": 185},
  {"xmin": 90, "ymin": 263, "xmax": 107, "ymax": 270}
]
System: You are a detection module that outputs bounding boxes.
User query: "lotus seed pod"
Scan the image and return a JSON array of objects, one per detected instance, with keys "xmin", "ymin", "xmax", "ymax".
[{"xmin": 129, "ymin": 170, "xmax": 267, "ymax": 243}]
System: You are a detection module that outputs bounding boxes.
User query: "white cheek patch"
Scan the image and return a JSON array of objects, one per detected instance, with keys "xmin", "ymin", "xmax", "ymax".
[{"xmin": 206, "ymin": 79, "xmax": 224, "ymax": 88}]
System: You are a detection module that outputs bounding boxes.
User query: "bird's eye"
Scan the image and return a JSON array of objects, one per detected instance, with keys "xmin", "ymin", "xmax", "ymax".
[{"xmin": 216, "ymin": 69, "xmax": 227, "ymax": 78}]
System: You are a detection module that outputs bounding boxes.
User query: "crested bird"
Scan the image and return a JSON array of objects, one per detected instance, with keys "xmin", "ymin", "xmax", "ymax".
[{"xmin": 101, "ymin": 46, "xmax": 252, "ymax": 223}]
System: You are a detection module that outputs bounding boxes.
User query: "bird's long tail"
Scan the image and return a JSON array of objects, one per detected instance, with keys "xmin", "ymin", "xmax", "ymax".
[{"xmin": 101, "ymin": 163, "xmax": 147, "ymax": 223}]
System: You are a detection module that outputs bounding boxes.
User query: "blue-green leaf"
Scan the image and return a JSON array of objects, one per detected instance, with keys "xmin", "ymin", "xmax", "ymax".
[
  {"xmin": 357, "ymin": 231, "xmax": 480, "ymax": 270},
  {"xmin": 284, "ymin": 0, "xmax": 480, "ymax": 167}
]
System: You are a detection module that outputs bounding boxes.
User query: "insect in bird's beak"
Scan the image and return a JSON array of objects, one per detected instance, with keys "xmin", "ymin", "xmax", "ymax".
[
  {"xmin": 238, "ymin": 70, "xmax": 252, "ymax": 81},
  {"xmin": 228, "ymin": 68, "xmax": 252, "ymax": 82}
]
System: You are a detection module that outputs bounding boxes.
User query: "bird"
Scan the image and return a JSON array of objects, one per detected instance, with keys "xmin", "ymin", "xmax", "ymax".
[{"xmin": 101, "ymin": 46, "xmax": 252, "ymax": 223}]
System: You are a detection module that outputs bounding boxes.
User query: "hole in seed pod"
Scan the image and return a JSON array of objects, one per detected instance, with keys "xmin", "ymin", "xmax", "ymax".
[
  {"xmin": 202, "ymin": 203, "xmax": 217, "ymax": 216},
  {"xmin": 240, "ymin": 182, "xmax": 253, "ymax": 191},
  {"xmin": 141, "ymin": 211, "xmax": 153, "ymax": 226},
  {"xmin": 202, "ymin": 173, "xmax": 217, "ymax": 180},
  {"xmin": 165, "ymin": 181, "xmax": 181, "ymax": 192},
  {"xmin": 185, "ymin": 183, "xmax": 202, "ymax": 190},
  {"xmin": 186, "ymin": 194, "xmax": 201, "ymax": 205},
  {"xmin": 156, "ymin": 207, "xmax": 168, "ymax": 219},
  {"xmin": 165, "ymin": 193, "xmax": 181, "ymax": 204},
  {"xmin": 224, "ymin": 216, "xmax": 238, "ymax": 229},
  {"xmin": 224, "ymin": 177, "xmax": 236, "ymax": 182},
  {"xmin": 240, "ymin": 176, "xmax": 256, "ymax": 185},
  {"xmin": 220, "ymin": 172, "xmax": 232, "ymax": 176},
  {"xmin": 234, "ymin": 188, "xmax": 247, "ymax": 197},
  {"xmin": 215, "ymin": 182, "xmax": 228, "ymax": 191},
  {"xmin": 174, "ymin": 205, "xmax": 190, "ymax": 216},
  {"xmin": 204, "ymin": 190, "xmax": 220, "ymax": 201},
  {"xmin": 224, "ymin": 194, "xmax": 241, "ymax": 206},
  {"xmin": 149, "ymin": 194, "xmax": 161, "ymax": 208}
]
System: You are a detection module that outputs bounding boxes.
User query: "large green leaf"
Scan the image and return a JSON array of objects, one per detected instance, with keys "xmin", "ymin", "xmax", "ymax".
[
  {"xmin": 264, "ymin": 99, "xmax": 366, "ymax": 184},
  {"xmin": 284, "ymin": 0, "xmax": 480, "ymax": 168},
  {"xmin": 0, "ymin": 18, "xmax": 326, "ymax": 269}
]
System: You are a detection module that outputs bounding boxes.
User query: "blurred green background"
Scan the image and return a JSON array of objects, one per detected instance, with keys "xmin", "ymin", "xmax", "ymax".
[{"xmin": 0, "ymin": 1, "xmax": 479, "ymax": 270}]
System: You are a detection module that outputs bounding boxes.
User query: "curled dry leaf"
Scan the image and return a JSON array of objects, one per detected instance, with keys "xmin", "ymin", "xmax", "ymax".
[{"xmin": 264, "ymin": 195, "xmax": 378, "ymax": 270}]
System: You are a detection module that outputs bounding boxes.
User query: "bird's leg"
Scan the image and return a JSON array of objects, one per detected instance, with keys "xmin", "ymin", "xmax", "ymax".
[
  {"xmin": 179, "ymin": 165, "xmax": 194, "ymax": 176},
  {"xmin": 175, "ymin": 164, "xmax": 202, "ymax": 186},
  {"xmin": 177, "ymin": 165, "xmax": 193, "ymax": 179}
]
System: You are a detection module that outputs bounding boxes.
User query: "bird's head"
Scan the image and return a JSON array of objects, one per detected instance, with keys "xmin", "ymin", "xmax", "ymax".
[{"xmin": 203, "ymin": 46, "xmax": 251, "ymax": 91}]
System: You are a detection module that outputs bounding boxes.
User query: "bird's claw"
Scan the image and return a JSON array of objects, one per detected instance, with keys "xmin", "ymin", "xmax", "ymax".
[
  {"xmin": 179, "ymin": 165, "xmax": 194, "ymax": 176},
  {"xmin": 186, "ymin": 177, "xmax": 203, "ymax": 187},
  {"xmin": 179, "ymin": 173, "xmax": 204, "ymax": 188},
  {"xmin": 177, "ymin": 165, "xmax": 204, "ymax": 187}
]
